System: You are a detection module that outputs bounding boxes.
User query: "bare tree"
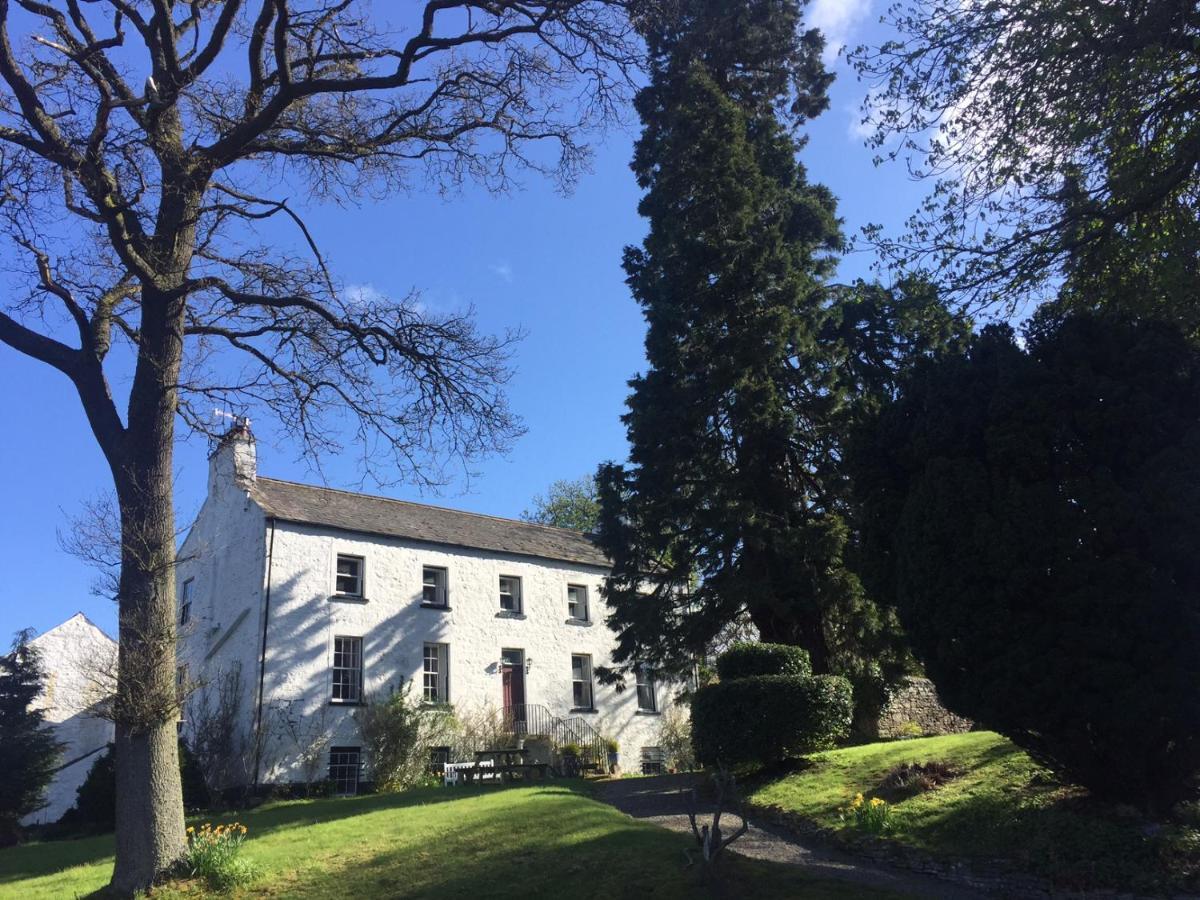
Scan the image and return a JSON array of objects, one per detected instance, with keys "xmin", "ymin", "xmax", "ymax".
[
  {"xmin": 0, "ymin": 2, "xmax": 639, "ymax": 892},
  {"xmin": 683, "ymin": 767, "xmax": 749, "ymax": 867}
]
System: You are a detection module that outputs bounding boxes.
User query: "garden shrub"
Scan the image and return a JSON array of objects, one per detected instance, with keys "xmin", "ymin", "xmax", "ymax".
[
  {"xmin": 853, "ymin": 313, "xmax": 1200, "ymax": 812},
  {"xmin": 185, "ymin": 821, "xmax": 261, "ymax": 891},
  {"xmin": 655, "ymin": 705, "xmax": 696, "ymax": 772},
  {"xmin": 354, "ymin": 681, "xmax": 458, "ymax": 791},
  {"xmin": 691, "ymin": 673, "xmax": 852, "ymax": 766},
  {"xmin": 61, "ymin": 739, "xmax": 210, "ymax": 832},
  {"xmin": 716, "ymin": 642, "xmax": 812, "ymax": 681}
]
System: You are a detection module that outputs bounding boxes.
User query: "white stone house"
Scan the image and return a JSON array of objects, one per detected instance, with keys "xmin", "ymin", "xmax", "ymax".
[
  {"xmin": 177, "ymin": 426, "xmax": 675, "ymax": 795},
  {"xmin": 21, "ymin": 613, "xmax": 117, "ymax": 825}
]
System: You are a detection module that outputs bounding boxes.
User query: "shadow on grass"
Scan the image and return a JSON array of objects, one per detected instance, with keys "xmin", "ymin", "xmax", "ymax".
[
  {"xmin": 260, "ymin": 786, "xmax": 897, "ymax": 900},
  {"xmin": 0, "ymin": 781, "xmax": 563, "ymax": 888}
]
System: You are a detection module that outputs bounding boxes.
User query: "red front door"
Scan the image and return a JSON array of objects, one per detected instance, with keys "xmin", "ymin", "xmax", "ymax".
[{"xmin": 501, "ymin": 649, "xmax": 525, "ymax": 709}]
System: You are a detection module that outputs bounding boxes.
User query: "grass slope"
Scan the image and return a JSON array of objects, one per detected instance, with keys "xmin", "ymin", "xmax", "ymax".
[
  {"xmin": 0, "ymin": 783, "xmax": 897, "ymax": 899},
  {"xmin": 749, "ymin": 731, "xmax": 1197, "ymax": 893}
]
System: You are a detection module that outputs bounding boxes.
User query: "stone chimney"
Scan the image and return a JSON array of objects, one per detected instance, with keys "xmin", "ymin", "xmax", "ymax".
[{"xmin": 208, "ymin": 418, "xmax": 257, "ymax": 495}]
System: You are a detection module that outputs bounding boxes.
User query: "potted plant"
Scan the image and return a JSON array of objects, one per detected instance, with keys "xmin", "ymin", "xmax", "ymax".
[
  {"xmin": 561, "ymin": 743, "xmax": 581, "ymax": 778},
  {"xmin": 605, "ymin": 738, "xmax": 619, "ymax": 773}
]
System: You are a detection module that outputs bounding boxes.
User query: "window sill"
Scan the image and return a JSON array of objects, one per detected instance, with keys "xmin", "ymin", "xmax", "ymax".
[
  {"xmin": 330, "ymin": 594, "xmax": 368, "ymax": 604},
  {"xmin": 329, "ymin": 700, "xmax": 366, "ymax": 707},
  {"xmin": 564, "ymin": 617, "xmax": 592, "ymax": 627},
  {"xmin": 495, "ymin": 610, "xmax": 526, "ymax": 620},
  {"xmin": 635, "ymin": 709, "xmax": 661, "ymax": 716},
  {"xmin": 420, "ymin": 602, "xmax": 451, "ymax": 611},
  {"xmin": 569, "ymin": 707, "xmax": 598, "ymax": 715}
]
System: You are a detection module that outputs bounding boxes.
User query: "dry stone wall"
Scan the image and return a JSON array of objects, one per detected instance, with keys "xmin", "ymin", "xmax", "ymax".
[{"xmin": 874, "ymin": 677, "xmax": 972, "ymax": 740}]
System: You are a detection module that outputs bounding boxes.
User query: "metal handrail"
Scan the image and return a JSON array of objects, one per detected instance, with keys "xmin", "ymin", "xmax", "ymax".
[{"xmin": 499, "ymin": 703, "xmax": 609, "ymax": 773}]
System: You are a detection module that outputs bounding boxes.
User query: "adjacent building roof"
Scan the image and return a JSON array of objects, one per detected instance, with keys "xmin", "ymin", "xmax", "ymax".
[{"xmin": 250, "ymin": 477, "xmax": 610, "ymax": 569}]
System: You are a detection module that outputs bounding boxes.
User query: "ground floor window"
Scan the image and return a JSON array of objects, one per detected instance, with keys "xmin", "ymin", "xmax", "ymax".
[
  {"xmin": 571, "ymin": 654, "xmax": 594, "ymax": 710},
  {"xmin": 636, "ymin": 666, "xmax": 657, "ymax": 712},
  {"xmin": 332, "ymin": 635, "xmax": 363, "ymax": 703},
  {"xmin": 641, "ymin": 746, "xmax": 666, "ymax": 775},
  {"xmin": 329, "ymin": 746, "xmax": 362, "ymax": 796},
  {"xmin": 429, "ymin": 745, "xmax": 451, "ymax": 774},
  {"xmin": 423, "ymin": 642, "xmax": 449, "ymax": 703}
]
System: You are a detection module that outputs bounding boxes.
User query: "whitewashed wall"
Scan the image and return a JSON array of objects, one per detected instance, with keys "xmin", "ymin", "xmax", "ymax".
[
  {"xmin": 176, "ymin": 434, "xmax": 270, "ymax": 786},
  {"xmin": 22, "ymin": 614, "xmax": 116, "ymax": 826},
  {"xmin": 180, "ymin": 434, "xmax": 676, "ymax": 788}
]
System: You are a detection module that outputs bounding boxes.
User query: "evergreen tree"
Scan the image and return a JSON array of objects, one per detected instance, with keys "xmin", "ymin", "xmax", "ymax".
[
  {"xmin": 597, "ymin": 0, "xmax": 962, "ymax": 707},
  {"xmin": 0, "ymin": 630, "xmax": 62, "ymax": 844}
]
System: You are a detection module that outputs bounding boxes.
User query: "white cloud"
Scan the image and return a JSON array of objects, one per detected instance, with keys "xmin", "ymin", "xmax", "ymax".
[
  {"xmin": 343, "ymin": 283, "xmax": 385, "ymax": 306},
  {"xmin": 809, "ymin": 0, "xmax": 872, "ymax": 65},
  {"xmin": 489, "ymin": 261, "xmax": 514, "ymax": 283}
]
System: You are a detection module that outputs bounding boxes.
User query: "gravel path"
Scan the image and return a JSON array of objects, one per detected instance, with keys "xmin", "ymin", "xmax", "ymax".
[{"xmin": 596, "ymin": 774, "xmax": 989, "ymax": 899}]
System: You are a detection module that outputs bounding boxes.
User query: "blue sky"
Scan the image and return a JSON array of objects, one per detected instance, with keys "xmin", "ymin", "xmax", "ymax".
[{"xmin": 0, "ymin": 1, "xmax": 924, "ymax": 641}]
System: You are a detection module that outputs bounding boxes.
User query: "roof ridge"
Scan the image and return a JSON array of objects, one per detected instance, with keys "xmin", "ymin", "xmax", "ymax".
[
  {"xmin": 254, "ymin": 475, "xmax": 596, "ymax": 539},
  {"xmin": 32, "ymin": 611, "xmax": 117, "ymax": 645}
]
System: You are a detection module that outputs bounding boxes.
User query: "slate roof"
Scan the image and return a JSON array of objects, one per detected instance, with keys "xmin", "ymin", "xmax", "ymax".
[{"xmin": 250, "ymin": 476, "xmax": 610, "ymax": 569}]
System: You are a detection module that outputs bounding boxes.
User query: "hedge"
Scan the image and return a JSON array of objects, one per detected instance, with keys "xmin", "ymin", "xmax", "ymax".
[
  {"xmin": 715, "ymin": 642, "xmax": 813, "ymax": 681},
  {"xmin": 691, "ymin": 673, "xmax": 853, "ymax": 766}
]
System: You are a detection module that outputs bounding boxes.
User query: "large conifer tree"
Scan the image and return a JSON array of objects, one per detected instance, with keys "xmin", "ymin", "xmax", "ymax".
[{"xmin": 598, "ymin": 0, "xmax": 961, "ymax": 702}]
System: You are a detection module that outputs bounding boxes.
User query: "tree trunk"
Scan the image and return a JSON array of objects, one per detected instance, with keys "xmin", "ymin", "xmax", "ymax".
[
  {"xmin": 107, "ymin": 284, "xmax": 189, "ymax": 895},
  {"xmin": 750, "ymin": 604, "xmax": 831, "ymax": 674}
]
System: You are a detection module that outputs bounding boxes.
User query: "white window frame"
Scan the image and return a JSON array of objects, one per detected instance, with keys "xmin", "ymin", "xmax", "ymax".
[
  {"xmin": 636, "ymin": 666, "xmax": 657, "ymax": 713},
  {"xmin": 179, "ymin": 577, "xmax": 194, "ymax": 625},
  {"xmin": 423, "ymin": 642, "xmax": 449, "ymax": 703},
  {"xmin": 334, "ymin": 554, "xmax": 364, "ymax": 598},
  {"xmin": 571, "ymin": 654, "xmax": 594, "ymax": 710},
  {"xmin": 422, "ymin": 566, "xmax": 448, "ymax": 607},
  {"xmin": 498, "ymin": 575, "xmax": 522, "ymax": 613},
  {"xmin": 566, "ymin": 584, "xmax": 588, "ymax": 621},
  {"xmin": 331, "ymin": 635, "xmax": 363, "ymax": 704}
]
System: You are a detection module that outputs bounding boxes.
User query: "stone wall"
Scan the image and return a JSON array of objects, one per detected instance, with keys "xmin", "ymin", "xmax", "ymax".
[{"xmin": 873, "ymin": 677, "xmax": 972, "ymax": 740}]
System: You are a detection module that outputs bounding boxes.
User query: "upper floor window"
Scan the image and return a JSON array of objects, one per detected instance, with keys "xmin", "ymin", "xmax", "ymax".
[
  {"xmin": 335, "ymin": 554, "xmax": 364, "ymax": 598},
  {"xmin": 571, "ymin": 654, "xmax": 594, "ymax": 710},
  {"xmin": 423, "ymin": 642, "xmax": 449, "ymax": 703},
  {"xmin": 499, "ymin": 575, "xmax": 522, "ymax": 613},
  {"xmin": 179, "ymin": 578, "xmax": 194, "ymax": 625},
  {"xmin": 422, "ymin": 566, "xmax": 448, "ymax": 607},
  {"xmin": 332, "ymin": 636, "xmax": 363, "ymax": 704},
  {"xmin": 566, "ymin": 584, "xmax": 588, "ymax": 621},
  {"xmin": 636, "ymin": 666, "xmax": 657, "ymax": 713}
]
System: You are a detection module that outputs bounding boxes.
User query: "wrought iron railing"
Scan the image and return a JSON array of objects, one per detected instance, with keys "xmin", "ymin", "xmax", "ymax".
[{"xmin": 500, "ymin": 703, "xmax": 609, "ymax": 774}]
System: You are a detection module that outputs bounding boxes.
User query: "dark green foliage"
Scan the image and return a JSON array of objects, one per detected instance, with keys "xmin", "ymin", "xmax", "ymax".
[
  {"xmin": 0, "ymin": 631, "xmax": 62, "ymax": 844},
  {"xmin": 66, "ymin": 740, "xmax": 211, "ymax": 831},
  {"xmin": 853, "ymin": 313, "xmax": 1200, "ymax": 812},
  {"xmin": 597, "ymin": 0, "xmax": 964, "ymax": 716},
  {"xmin": 716, "ymin": 642, "xmax": 812, "ymax": 681},
  {"xmin": 178, "ymin": 740, "xmax": 212, "ymax": 812},
  {"xmin": 70, "ymin": 747, "xmax": 116, "ymax": 831},
  {"xmin": 692, "ymin": 674, "xmax": 853, "ymax": 766}
]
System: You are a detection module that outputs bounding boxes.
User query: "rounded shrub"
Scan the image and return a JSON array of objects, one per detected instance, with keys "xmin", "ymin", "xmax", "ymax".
[
  {"xmin": 716, "ymin": 642, "xmax": 812, "ymax": 681},
  {"xmin": 691, "ymin": 674, "xmax": 852, "ymax": 766}
]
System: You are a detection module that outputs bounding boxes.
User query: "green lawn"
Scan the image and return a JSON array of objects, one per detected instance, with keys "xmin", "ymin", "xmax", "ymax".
[
  {"xmin": 749, "ymin": 731, "xmax": 1199, "ymax": 893},
  {"xmin": 0, "ymin": 783, "xmax": 898, "ymax": 899}
]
